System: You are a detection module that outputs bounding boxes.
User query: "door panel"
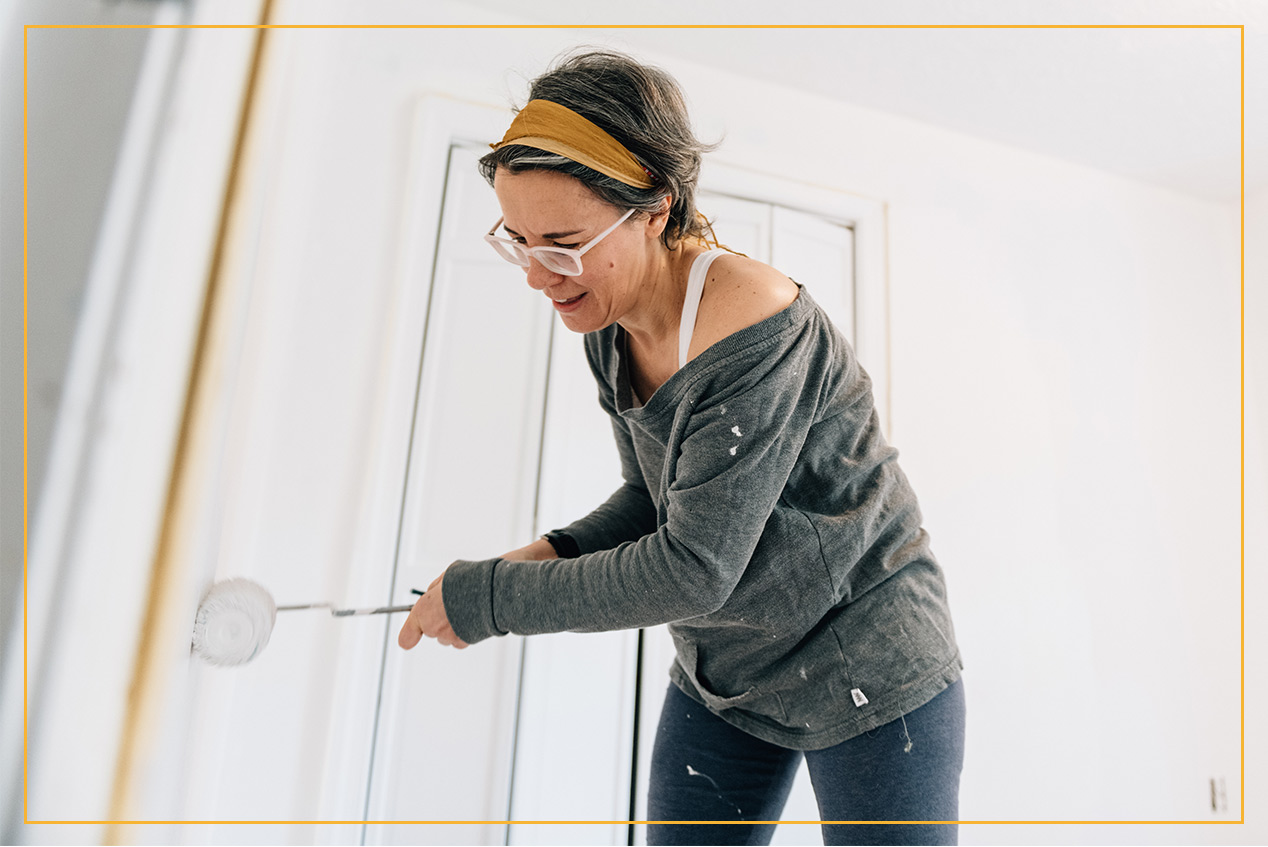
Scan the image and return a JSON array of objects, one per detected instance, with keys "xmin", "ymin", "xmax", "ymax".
[
  {"xmin": 507, "ymin": 296, "xmax": 637, "ymax": 842},
  {"xmin": 699, "ymin": 191, "xmax": 773, "ymax": 263},
  {"xmin": 771, "ymin": 206, "xmax": 856, "ymax": 342},
  {"xmin": 363, "ymin": 144, "xmax": 553, "ymax": 845}
]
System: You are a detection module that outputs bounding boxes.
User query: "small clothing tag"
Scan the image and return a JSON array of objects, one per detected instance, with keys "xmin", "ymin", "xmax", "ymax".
[{"xmin": 850, "ymin": 688, "xmax": 869, "ymax": 707}]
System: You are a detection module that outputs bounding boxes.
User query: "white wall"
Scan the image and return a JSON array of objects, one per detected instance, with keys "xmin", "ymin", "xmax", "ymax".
[{"xmin": 1240, "ymin": 185, "xmax": 1267, "ymax": 842}]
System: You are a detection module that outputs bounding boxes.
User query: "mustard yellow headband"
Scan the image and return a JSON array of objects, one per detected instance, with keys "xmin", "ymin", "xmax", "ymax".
[{"xmin": 490, "ymin": 99, "xmax": 657, "ymax": 190}]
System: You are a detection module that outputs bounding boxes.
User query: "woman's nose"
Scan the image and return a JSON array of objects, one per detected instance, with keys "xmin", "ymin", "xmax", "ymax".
[{"xmin": 523, "ymin": 257, "xmax": 562, "ymax": 291}]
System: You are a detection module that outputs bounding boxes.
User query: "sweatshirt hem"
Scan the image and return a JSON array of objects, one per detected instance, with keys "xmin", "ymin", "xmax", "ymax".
[{"xmin": 669, "ymin": 650, "xmax": 963, "ymax": 751}]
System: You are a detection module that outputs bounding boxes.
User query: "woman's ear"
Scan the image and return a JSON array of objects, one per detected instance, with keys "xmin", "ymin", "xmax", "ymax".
[{"xmin": 645, "ymin": 196, "xmax": 673, "ymax": 240}]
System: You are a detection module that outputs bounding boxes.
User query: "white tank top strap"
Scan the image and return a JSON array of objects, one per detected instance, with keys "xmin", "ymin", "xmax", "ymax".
[{"xmin": 679, "ymin": 249, "xmax": 728, "ymax": 370}]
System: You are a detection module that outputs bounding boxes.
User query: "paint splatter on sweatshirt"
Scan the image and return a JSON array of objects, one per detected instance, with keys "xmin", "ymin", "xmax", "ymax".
[{"xmin": 443, "ymin": 285, "xmax": 962, "ymax": 749}]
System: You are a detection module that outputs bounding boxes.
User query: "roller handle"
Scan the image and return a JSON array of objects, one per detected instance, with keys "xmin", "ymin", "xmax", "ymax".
[
  {"xmin": 279, "ymin": 588, "xmax": 426, "ymax": 617},
  {"xmin": 329, "ymin": 604, "xmax": 414, "ymax": 617}
]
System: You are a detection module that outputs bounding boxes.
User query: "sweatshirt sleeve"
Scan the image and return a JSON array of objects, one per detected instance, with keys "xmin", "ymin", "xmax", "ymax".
[{"xmin": 442, "ymin": 316, "xmax": 837, "ymax": 645}]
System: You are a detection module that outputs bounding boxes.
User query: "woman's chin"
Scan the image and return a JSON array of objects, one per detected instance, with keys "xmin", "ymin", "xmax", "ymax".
[{"xmin": 556, "ymin": 308, "xmax": 600, "ymax": 334}]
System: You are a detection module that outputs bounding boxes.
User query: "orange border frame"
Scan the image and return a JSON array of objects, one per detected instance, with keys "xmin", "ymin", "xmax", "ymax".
[{"xmin": 20, "ymin": 21, "xmax": 1246, "ymax": 831}]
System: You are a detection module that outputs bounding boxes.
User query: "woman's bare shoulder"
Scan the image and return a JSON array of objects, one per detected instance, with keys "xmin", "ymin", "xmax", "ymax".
[{"xmin": 689, "ymin": 252, "xmax": 800, "ymax": 358}]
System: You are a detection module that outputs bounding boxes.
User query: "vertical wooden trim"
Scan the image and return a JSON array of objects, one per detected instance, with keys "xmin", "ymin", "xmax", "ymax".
[{"xmin": 105, "ymin": 1, "xmax": 273, "ymax": 835}]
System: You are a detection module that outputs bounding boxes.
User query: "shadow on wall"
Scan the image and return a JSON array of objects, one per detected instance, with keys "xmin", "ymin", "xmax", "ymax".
[{"xmin": 0, "ymin": 2, "xmax": 162, "ymax": 667}]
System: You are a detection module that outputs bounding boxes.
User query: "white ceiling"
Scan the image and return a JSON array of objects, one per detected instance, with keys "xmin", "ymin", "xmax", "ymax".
[{"xmin": 456, "ymin": 0, "xmax": 1266, "ymax": 205}]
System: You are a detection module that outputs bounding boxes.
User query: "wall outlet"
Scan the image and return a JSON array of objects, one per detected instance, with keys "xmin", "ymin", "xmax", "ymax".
[{"xmin": 1209, "ymin": 777, "xmax": 1228, "ymax": 813}]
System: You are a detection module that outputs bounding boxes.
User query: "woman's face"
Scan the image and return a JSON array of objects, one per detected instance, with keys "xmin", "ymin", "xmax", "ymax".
[{"xmin": 492, "ymin": 167, "xmax": 665, "ymax": 334}]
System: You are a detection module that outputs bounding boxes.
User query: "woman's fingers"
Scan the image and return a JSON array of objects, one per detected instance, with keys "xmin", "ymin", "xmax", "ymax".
[
  {"xmin": 397, "ymin": 573, "xmax": 469, "ymax": 650},
  {"xmin": 436, "ymin": 626, "xmax": 469, "ymax": 649},
  {"xmin": 398, "ymin": 598, "xmax": 426, "ymax": 649}
]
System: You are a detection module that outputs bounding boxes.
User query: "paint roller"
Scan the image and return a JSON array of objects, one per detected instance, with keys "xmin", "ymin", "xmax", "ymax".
[{"xmin": 190, "ymin": 577, "xmax": 419, "ymax": 666}]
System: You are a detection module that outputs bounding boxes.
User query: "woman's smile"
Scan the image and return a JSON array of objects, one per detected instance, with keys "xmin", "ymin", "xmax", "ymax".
[{"xmin": 550, "ymin": 291, "xmax": 588, "ymax": 312}]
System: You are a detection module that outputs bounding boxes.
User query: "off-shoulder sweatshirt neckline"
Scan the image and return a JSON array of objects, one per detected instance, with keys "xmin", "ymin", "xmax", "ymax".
[{"xmin": 613, "ymin": 283, "xmax": 810, "ymax": 421}]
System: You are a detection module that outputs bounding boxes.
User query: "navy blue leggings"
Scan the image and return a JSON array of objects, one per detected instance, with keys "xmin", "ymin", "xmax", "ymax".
[{"xmin": 647, "ymin": 679, "xmax": 965, "ymax": 846}]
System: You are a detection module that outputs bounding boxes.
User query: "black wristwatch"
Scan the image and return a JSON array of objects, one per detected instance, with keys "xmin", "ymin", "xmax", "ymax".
[{"xmin": 542, "ymin": 530, "xmax": 581, "ymax": 558}]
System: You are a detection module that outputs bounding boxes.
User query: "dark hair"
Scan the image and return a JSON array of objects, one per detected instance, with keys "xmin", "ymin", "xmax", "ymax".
[{"xmin": 479, "ymin": 49, "xmax": 718, "ymax": 249}]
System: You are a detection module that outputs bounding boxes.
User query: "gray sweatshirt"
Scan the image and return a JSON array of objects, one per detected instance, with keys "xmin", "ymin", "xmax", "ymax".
[{"xmin": 443, "ymin": 284, "xmax": 962, "ymax": 750}]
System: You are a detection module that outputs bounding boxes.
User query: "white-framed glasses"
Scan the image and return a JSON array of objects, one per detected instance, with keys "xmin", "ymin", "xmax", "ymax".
[{"xmin": 484, "ymin": 207, "xmax": 637, "ymax": 276}]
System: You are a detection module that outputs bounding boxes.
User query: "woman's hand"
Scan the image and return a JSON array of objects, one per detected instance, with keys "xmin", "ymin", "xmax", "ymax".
[
  {"xmin": 398, "ymin": 572, "xmax": 468, "ymax": 650},
  {"xmin": 397, "ymin": 538, "xmax": 557, "ymax": 651}
]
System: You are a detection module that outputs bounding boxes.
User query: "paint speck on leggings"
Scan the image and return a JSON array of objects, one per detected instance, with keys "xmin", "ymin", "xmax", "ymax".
[
  {"xmin": 687, "ymin": 766, "xmax": 743, "ymax": 816},
  {"xmin": 731, "ymin": 425, "xmax": 743, "ymax": 437},
  {"xmin": 729, "ymin": 446, "xmax": 737, "ymax": 456},
  {"xmin": 799, "ymin": 666, "xmax": 808, "ymax": 680}
]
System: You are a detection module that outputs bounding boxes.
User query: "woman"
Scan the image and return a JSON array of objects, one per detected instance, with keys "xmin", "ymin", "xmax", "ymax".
[{"xmin": 398, "ymin": 49, "xmax": 965, "ymax": 846}]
